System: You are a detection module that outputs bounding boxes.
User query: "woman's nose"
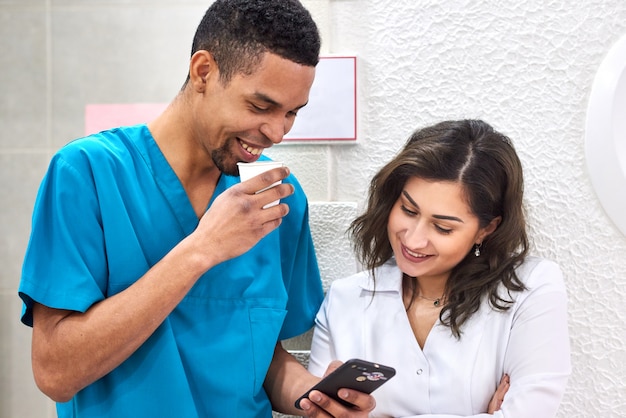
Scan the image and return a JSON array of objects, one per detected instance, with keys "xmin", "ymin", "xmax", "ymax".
[{"xmin": 404, "ymin": 222, "xmax": 429, "ymax": 250}]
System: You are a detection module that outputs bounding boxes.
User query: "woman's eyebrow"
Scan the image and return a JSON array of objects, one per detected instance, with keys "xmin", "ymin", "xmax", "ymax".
[
  {"xmin": 402, "ymin": 190, "xmax": 419, "ymax": 207},
  {"xmin": 402, "ymin": 190, "xmax": 464, "ymax": 223},
  {"xmin": 433, "ymin": 214, "xmax": 464, "ymax": 223}
]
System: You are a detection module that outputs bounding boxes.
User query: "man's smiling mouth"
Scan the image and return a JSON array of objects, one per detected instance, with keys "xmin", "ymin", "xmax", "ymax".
[{"xmin": 239, "ymin": 139, "xmax": 263, "ymax": 155}]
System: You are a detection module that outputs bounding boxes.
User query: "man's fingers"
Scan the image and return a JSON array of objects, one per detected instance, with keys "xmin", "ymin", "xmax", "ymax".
[
  {"xmin": 304, "ymin": 389, "xmax": 375, "ymax": 417},
  {"xmin": 337, "ymin": 388, "xmax": 376, "ymax": 411},
  {"xmin": 239, "ymin": 167, "xmax": 290, "ymax": 193}
]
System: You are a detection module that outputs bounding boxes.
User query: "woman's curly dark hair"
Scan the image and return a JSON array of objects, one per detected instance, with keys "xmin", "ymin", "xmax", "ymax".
[{"xmin": 349, "ymin": 119, "xmax": 529, "ymax": 338}]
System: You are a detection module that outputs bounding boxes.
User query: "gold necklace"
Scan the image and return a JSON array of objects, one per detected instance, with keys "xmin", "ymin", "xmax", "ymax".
[
  {"xmin": 402, "ymin": 274, "xmax": 445, "ymax": 308},
  {"xmin": 417, "ymin": 294, "xmax": 443, "ymax": 307}
]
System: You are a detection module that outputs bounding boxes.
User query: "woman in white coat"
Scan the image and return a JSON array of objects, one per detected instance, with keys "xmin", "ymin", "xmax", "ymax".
[{"xmin": 307, "ymin": 119, "xmax": 571, "ymax": 417}]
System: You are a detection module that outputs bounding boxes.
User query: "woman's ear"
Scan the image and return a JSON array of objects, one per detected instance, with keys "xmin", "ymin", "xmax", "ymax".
[
  {"xmin": 477, "ymin": 216, "xmax": 502, "ymax": 242},
  {"xmin": 188, "ymin": 50, "xmax": 218, "ymax": 92}
]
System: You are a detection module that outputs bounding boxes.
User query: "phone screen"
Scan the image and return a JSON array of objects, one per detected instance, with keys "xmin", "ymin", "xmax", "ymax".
[{"xmin": 295, "ymin": 359, "xmax": 396, "ymax": 409}]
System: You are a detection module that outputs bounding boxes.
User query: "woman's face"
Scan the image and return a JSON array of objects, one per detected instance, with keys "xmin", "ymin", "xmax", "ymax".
[{"xmin": 387, "ymin": 177, "xmax": 496, "ymax": 283}]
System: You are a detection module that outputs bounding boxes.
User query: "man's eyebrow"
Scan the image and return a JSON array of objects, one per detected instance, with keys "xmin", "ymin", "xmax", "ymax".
[
  {"xmin": 252, "ymin": 92, "xmax": 308, "ymax": 110},
  {"xmin": 401, "ymin": 190, "xmax": 464, "ymax": 223},
  {"xmin": 253, "ymin": 92, "xmax": 280, "ymax": 107}
]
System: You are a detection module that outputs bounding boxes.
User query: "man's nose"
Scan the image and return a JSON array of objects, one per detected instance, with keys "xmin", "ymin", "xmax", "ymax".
[{"xmin": 260, "ymin": 115, "xmax": 291, "ymax": 144}]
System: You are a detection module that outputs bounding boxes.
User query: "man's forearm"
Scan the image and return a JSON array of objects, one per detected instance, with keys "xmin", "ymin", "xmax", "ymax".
[{"xmin": 264, "ymin": 342, "xmax": 319, "ymax": 415}]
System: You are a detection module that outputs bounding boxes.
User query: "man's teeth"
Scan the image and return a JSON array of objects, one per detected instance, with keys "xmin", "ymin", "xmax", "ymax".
[
  {"xmin": 406, "ymin": 248, "xmax": 428, "ymax": 258},
  {"xmin": 241, "ymin": 142, "xmax": 262, "ymax": 155}
]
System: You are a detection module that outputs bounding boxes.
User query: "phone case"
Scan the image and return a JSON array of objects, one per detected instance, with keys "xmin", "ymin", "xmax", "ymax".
[{"xmin": 295, "ymin": 358, "xmax": 396, "ymax": 409}]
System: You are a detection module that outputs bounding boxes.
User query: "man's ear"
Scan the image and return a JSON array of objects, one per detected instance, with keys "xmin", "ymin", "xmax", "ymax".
[{"xmin": 188, "ymin": 50, "xmax": 218, "ymax": 92}]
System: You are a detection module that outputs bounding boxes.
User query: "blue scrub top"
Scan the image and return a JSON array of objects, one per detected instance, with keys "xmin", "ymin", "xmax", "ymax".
[{"xmin": 19, "ymin": 125, "xmax": 323, "ymax": 417}]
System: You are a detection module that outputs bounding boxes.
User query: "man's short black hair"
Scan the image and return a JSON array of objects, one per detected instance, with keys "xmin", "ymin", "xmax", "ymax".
[{"xmin": 191, "ymin": 0, "xmax": 321, "ymax": 83}]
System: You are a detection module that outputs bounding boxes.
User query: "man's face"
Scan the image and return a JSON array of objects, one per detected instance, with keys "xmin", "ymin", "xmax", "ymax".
[{"xmin": 196, "ymin": 52, "xmax": 316, "ymax": 175}]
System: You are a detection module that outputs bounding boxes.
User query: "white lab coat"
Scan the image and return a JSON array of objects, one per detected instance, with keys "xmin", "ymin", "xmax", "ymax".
[{"xmin": 308, "ymin": 256, "xmax": 571, "ymax": 417}]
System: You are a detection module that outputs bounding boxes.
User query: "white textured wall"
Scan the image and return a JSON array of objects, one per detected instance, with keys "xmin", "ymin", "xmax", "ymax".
[
  {"xmin": 303, "ymin": 1, "xmax": 626, "ymax": 416},
  {"xmin": 1, "ymin": 1, "xmax": 625, "ymax": 417}
]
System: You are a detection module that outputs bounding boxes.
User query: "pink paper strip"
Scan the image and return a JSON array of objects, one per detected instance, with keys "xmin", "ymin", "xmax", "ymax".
[{"xmin": 85, "ymin": 103, "xmax": 167, "ymax": 135}]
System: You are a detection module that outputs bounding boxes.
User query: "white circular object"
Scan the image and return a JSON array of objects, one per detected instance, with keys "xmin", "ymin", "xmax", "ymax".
[{"xmin": 585, "ymin": 33, "xmax": 626, "ymax": 237}]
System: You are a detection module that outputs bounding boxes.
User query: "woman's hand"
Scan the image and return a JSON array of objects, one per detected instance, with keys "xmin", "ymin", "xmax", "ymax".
[{"xmin": 487, "ymin": 374, "xmax": 510, "ymax": 414}]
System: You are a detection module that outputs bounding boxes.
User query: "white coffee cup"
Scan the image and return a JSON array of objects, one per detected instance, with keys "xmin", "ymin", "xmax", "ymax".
[{"xmin": 237, "ymin": 161, "xmax": 284, "ymax": 208}]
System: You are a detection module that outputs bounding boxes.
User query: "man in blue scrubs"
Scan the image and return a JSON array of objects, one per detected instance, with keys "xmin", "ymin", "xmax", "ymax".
[{"xmin": 18, "ymin": 1, "xmax": 375, "ymax": 417}]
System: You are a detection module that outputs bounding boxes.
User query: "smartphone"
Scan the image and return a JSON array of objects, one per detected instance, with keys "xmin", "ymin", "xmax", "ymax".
[{"xmin": 295, "ymin": 358, "xmax": 396, "ymax": 409}]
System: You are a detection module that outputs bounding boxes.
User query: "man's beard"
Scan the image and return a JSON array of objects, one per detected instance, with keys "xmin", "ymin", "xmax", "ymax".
[{"xmin": 211, "ymin": 140, "xmax": 239, "ymax": 176}]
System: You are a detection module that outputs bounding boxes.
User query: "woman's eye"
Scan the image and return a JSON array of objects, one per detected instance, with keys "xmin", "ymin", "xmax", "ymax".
[
  {"xmin": 401, "ymin": 205, "xmax": 417, "ymax": 216},
  {"xmin": 435, "ymin": 224, "xmax": 452, "ymax": 234}
]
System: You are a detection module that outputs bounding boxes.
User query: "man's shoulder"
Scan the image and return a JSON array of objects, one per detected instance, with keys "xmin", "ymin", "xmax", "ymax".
[{"xmin": 55, "ymin": 124, "xmax": 148, "ymax": 168}]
